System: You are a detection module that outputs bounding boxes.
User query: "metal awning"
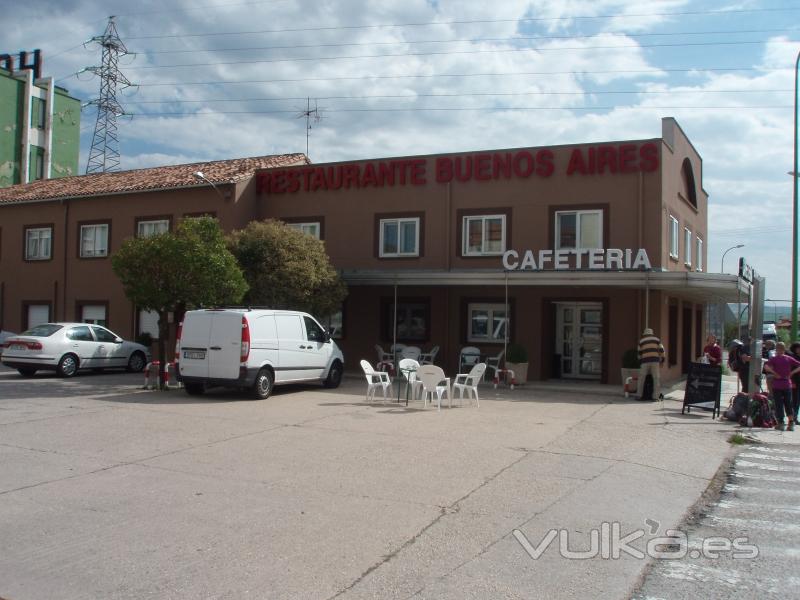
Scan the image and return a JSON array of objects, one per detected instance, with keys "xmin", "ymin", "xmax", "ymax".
[{"xmin": 340, "ymin": 269, "xmax": 750, "ymax": 303}]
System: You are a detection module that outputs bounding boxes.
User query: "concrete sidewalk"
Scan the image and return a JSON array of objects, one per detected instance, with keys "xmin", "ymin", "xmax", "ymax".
[{"xmin": 0, "ymin": 368, "xmax": 736, "ymax": 599}]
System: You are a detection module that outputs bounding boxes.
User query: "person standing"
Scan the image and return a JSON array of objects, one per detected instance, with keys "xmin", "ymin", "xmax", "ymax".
[
  {"xmin": 637, "ymin": 328, "xmax": 665, "ymax": 400},
  {"xmin": 702, "ymin": 334, "xmax": 723, "ymax": 367},
  {"xmin": 764, "ymin": 342, "xmax": 800, "ymax": 431},
  {"xmin": 728, "ymin": 337, "xmax": 752, "ymax": 393},
  {"xmin": 788, "ymin": 341, "xmax": 800, "ymax": 424}
]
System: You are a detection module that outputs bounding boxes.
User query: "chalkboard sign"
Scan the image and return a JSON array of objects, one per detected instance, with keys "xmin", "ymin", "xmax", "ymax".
[{"xmin": 682, "ymin": 362, "xmax": 722, "ymax": 418}]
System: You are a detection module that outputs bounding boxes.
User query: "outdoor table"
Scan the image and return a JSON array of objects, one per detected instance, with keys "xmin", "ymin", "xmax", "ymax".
[{"xmin": 397, "ymin": 366, "xmax": 417, "ymax": 406}]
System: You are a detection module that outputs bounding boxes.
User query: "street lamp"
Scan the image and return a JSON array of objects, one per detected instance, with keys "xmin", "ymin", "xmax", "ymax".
[
  {"xmin": 792, "ymin": 48, "xmax": 800, "ymax": 342},
  {"xmin": 721, "ymin": 244, "xmax": 744, "ymax": 274},
  {"xmin": 192, "ymin": 171, "xmax": 227, "ymax": 201}
]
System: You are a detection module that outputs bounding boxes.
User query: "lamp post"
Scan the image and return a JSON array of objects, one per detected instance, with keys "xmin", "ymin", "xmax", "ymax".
[
  {"xmin": 792, "ymin": 49, "xmax": 800, "ymax": 342},
  {"xmin": 192, "ymin": 171, "xmax": 227, "ymax": 201},
  {"xmin": 721, "ymin": 243, "xmax": 744, "ymax": 275}
]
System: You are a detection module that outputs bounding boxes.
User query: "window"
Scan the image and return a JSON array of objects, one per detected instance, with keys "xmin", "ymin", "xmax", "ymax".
[
  {"xmin": 555, "ymin": 210, "xmax": 602, "ymax": 249},
  {"xmin": 25, "ymin": 304, "xmax": 50, "ymax": 329},
  {"xmin": 25, "ymin": 226, "xmax": 52, "ymax": 260},
  {"xmin": 31, "ymin": 97, "xmax": 46, "ymax": 129},
  {"xmin": 321, "ymin": 308, "xmax": 344, "ymax": 339},
  {"xmin": 669, "ymin": 216, "xmax": 679, "ymax": 259},
  {"xmin": 288, "ymin": 222, "xmax": 321, "ymax": 239},
  {"xmin": 383, "ymin": 300, "xmax": 430, "ymax": 342},
  {"xmin": 462, "ymin": 215, "xmax": 506, "ymax": 256},
  {"xmin": 304, "ymin": 316, "xmax": 326, "ymax": 342},
  {"xmin": 696, "ymin": 237, "xmax": 703, "ymax": 272},
  {"xmin": 81, "ymin": 304, "xmax": 107, "ymax": 326},
  {"xmin": 379, "ymin": 217, "xmax": 419, "ymax": 257},
  {"xmin": 92, "ymin": 326, "xmax": 118, "ymax": 343},
  {"xmin": 80, "ymin": 224, "xmax": 109, "ymax": 258},
  {"xmin": 684, "ymin": 228, "xmax": 692, "ymax": 267},
  {"xmin": 137, "ymin": 219, "xmax": 169, "ymax": 238},
  {"xmin": 467, "ymin": 303, "xmax": 508, "ymax": 343},
  {"xmin": 29, "ymin": 146, "xmax": 45, "ymax": 181},
  {"xmin": 66, "ymin": 326, "xmax": 93, "ymax": 342},
  {"xmin": 138, "ymin": 309, "xmax": 160, "ymax": 339}
]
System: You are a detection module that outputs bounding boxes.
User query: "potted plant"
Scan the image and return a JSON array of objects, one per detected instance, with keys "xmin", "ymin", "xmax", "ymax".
[
  {"xmin": 621, "ymin": 348, "xmax": 640, "ymax": 387},
  {"xmin": 505, "ymin": 343, "xmax": 529, "ymax": 384}
]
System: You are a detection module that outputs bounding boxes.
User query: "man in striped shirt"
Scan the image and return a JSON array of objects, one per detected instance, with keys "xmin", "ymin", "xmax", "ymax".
[{"xmin": 637, "ymin": 328, "xmax": 665, "ymax": 400}]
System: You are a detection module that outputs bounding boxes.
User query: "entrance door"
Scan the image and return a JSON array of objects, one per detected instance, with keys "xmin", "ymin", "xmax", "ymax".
[{"xmin": 555, "ymin": 303, "xmax": 603, "ymax": 379}]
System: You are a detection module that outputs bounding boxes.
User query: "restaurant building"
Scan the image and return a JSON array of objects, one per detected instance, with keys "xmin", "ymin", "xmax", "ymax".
[{"xmin": 0, "ymin": 118, "xmax": 749, "ymax": 384}]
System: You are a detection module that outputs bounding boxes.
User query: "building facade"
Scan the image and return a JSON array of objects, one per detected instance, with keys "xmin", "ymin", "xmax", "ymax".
[
  {"xmin": 0, "ymin": 119, "xmax": 748, "ymax": 384},
  {"xmin": 0, "ymin": 50, "xmax": 81, "ymax": 188}
]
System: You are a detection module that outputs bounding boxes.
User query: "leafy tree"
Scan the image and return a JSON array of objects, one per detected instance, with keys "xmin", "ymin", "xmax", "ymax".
[
  {"xmin": 227, "ymin": 219, "xmax": 347, "ymax": 319},
  {"xmin": 112, "ymin": 217, "xmax": 248, "ymax": 387}
]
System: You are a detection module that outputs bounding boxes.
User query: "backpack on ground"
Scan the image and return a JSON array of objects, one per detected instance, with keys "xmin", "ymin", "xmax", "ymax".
[
  {"xmin": 747, "ymin": 393, "xmax": 776, "ymax": 428},
  {"xmin": 724, "ymin": 393, "xmax": 750, "ymax": 422}
]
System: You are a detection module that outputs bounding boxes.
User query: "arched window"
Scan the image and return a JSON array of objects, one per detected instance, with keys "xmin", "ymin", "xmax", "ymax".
[{"xmin": 681, "ymin": 158, "xmax": 697, "ymax": 208}]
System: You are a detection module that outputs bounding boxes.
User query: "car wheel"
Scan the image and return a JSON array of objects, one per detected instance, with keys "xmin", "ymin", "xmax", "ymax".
[
  {"xmin": 126, "ymin": 351, "xmax": 147, "ymax": 373},
  {"xmin": 323, "ymin": 361, "xmax": 343, "ymax": 389},
  {"xmin": 17, "ymin": 367, "xmax": 37, "ymax": 377},
  {"xmin": 251, "ymin": 368, "xmax": 274, "ymax": 400},
  {"xmin": 57, "ymin": 354, "xmax": 79, "ymax": 378},
  {"xmin": 184, "ymin": 383, "xmax": 205, "ymax": 396}
]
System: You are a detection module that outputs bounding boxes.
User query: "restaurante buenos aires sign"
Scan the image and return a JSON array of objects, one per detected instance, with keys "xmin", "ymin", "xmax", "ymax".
[{"xmin": 502, "ymin": 248, "xmax": 652, "ymax": 271}]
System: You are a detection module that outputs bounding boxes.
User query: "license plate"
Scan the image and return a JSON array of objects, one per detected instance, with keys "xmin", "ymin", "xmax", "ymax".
[
  {"xmin": 183, "ymin": 350, "xmax": 206, "ymax": 360},
  {"xmin": 12, "ymin": 344, "xmax": 27, "ymax": 351}
]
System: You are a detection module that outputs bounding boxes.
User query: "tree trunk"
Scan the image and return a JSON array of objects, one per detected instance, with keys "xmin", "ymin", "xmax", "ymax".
[{"xmin": 157, "ymin": 310, "xmax": 169, "ymax": 390}]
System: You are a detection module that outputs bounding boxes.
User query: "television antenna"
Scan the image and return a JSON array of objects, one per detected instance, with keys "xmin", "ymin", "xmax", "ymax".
[{"xmin": 295, "ymin": 97, "xmax": 323, "ymax": 159}]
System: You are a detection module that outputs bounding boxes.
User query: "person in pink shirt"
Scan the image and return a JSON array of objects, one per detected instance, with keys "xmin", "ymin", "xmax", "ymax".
[{"xmin": 764, "ymin": 342, "xmax": 800, "ymax": 431}]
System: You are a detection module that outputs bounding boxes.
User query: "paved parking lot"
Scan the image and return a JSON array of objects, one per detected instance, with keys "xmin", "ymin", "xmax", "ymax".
[{"xmin": 0, "ymin": 366, "xmax": 734, "ymax": 599}]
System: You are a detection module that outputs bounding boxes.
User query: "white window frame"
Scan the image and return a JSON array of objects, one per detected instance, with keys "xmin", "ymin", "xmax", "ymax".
[
  {"xmin": 379, "ymin": 217, "xmax": 420, "ymax": 258},
  {"xmin": 80, "ymin": 223, "xmax": 109, "ymax": 258},
  {"xmin": 462, "ymin": 214, "xmax": 507, "ymax": 256},
  {"xmin": 467, "ymin": 302, "xmax": 509, "ymax": 344},
  {"xmin": 669, "ymin": 216, "xmax": 679, "ymax": 260},
  {"xmin": 138, "ymin": 309, "xmax": 160, "ymax": 339},
  {"xmin": 81, "ymin": 304, "xmax": 107, "ymax": 326},
  {"xmin": 137, "ymin": 219, "xmax": 169, "ymax": 238},
  {"xmin": 684, "ymin": 227, "xmax": 692, "ymax": 267},
  {"xmin": 696, "ymin": 237, "xmax": 703, "ymax": 272},
  {"xmin": 555, "ymin": 209, "xmax": 603, "ymax": 250},
  {"xmin": 25, "ymin": 226, "xmax": 52, "ymax": 260},
  {"xmin": 288, "ymin": 222, "xmax": 321, "ymax": 239}
]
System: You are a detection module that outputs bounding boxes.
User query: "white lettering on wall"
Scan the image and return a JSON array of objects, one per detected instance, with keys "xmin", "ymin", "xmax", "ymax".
[{"xmin": 501, "ymin": 249, "xmax": 652, "ymax": 271}]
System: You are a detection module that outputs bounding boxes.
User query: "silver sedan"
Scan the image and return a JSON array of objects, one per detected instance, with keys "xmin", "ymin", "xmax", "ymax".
[{"xmin": 1, "ymin": 323, "xmax": 151, "ymax": 378}]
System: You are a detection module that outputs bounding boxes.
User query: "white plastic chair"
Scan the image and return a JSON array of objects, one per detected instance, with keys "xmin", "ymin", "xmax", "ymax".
[
  {"xmin": 400, "ymin": 346, "xmax": 422, "ymax": 361},
  {"xmin": 485, "ymin": 349, "xmax": 504, "ymax": 381},
  {"xmin": 452, "ymin": 363, "xmax": 486, "ymax": 407},
  {"xmin": 459, "ymin": 346, "xmax": 481, "ymax": 372},
  {"xmin": 375, "ymin": 344, "xmax": 393, "ymax": 364},
  {"xmin": 398, "ymin": 358, "xmax": 423, "ymax": 401},
  {"xmin": 360, "ymin": 360, "xmax": 392, "ymax": 403},
  {"xmin": 419, "ymin": 345, "xmax": 439, "ymax": 365},
  {"xmin": 417, "ymin": 365, "xmax": 451, "ymax": 411}
]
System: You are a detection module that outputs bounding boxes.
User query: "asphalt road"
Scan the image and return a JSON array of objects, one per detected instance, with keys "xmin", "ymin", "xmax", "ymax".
[{"xmin": 0, "ymin": 366, "xmax": 735, "ymax": 599}]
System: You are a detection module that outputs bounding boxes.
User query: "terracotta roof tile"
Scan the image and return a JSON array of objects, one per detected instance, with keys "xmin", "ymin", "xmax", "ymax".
[{"xmin": 0, "ymin": 153, "xmax": 309, "ymax": 204}]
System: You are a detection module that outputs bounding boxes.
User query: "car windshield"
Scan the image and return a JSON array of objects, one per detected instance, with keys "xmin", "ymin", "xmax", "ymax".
[{"xmin": 20, "ymin": 324, "xmax": 63, "ymax": 337}]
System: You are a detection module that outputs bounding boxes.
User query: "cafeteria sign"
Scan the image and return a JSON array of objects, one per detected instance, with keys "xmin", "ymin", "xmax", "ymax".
[{"xmin": 502, "ymin": 248, "xmax": 651, "ymax": 271}]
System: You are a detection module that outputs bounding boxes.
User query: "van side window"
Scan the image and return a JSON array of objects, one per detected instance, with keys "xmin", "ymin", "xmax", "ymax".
[
  {"xmin": 304, "ymin": 316, "xmax": 325, "ymax": 342},
  {"xmin": 275, "ymin": 314, "xmax": 303, "ymax": 340}
]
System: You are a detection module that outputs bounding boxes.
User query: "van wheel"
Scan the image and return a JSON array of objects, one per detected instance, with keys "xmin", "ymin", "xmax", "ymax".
[
  {"xmin": 323, "ymin": 361, "xmax": 343, "ymax": 389},
  {"xmin": 252, "ymin": 368, "xmax": 274, "ymax": 400},
  {"xmin": 185, "ymin": 383, "xmax": 205, "ymax": 396}
]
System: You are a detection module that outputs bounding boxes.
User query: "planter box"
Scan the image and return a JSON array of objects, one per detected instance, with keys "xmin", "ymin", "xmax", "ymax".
[{"xmin": 505, "ymin": 361, "xmax": 528, "ymax": 384}]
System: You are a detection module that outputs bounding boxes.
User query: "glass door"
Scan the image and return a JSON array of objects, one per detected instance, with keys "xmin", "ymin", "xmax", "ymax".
[{"xmin": 555, "ymin": 303, "xmax": 603, "ymax": 379}]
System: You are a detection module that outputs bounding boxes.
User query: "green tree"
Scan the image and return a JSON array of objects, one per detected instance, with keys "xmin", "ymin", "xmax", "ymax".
[
  {"xmin": 112, "ymin": 217, "xmax": 248, "ymax": 387},
  {"xmin": 227, "ymin": 219, "xmax": 347, "ymax": 319}
]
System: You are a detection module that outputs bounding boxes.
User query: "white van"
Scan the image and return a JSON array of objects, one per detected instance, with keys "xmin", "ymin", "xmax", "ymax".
[{"xmin": 175, "ymin": 308, "xmax": 344, "ymax": 399}]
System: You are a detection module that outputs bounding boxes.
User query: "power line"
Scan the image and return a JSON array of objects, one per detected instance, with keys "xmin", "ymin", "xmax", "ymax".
[
  {"xmin": 136, "ymin": 28, "xmax": 797, "ymax": 55},
  {"xmin": 125, "ymin": 67, "xmax": 793, "ymax": 88},
  {"xmin": 121, "ymin": 89, "xmax": 793, "ymax": 105},
  {"xmin": 124, "ymin": 6, "xmax": 800, "ymax": 40},
  {"xmin": 123, "ymin": 39, "xmax": 800, "ymax": 70}
]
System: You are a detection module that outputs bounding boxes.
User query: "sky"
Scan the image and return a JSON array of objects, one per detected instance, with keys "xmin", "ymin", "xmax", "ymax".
[{"xmin": 6, "ymin": 0, "xmax": 800, "ymax": 304}]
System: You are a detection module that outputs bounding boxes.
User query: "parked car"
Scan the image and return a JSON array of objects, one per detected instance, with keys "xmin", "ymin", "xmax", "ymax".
[
  {"xmin": 1, "ymin": 323, "xmax": 151, "ymax": 377},
  {"xmin": 176, "ymin": 308, "xmax": 344, "ymax": 399},
  {"xmin": 0, "ymin": 330, "xmax": 16, "ymax": 346}
]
